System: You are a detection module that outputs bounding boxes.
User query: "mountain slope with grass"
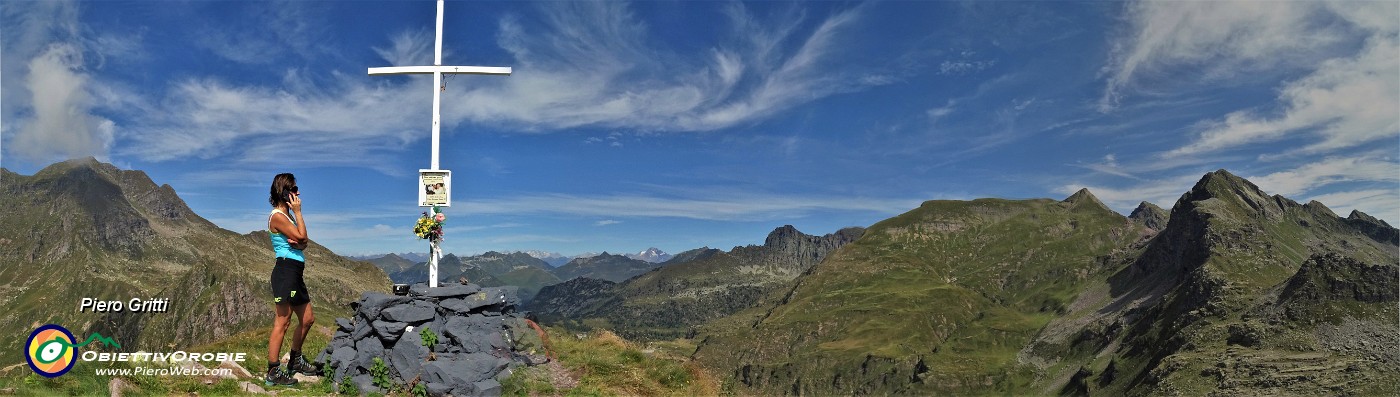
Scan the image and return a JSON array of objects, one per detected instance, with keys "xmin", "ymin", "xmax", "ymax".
[
  {"xmin": 0, "ymin": 158, "xmax": 390, "ymax": 365},
  {"xmin": 692, "ymin": 170, "xmax": 1398, "ymax": 395},
  {"xmin": 694, "ymin": 189, "xmax": 1143, "ymax": 394}
]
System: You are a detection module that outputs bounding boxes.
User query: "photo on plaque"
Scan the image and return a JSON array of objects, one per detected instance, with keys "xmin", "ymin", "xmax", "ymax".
[{"xmin": 418, "ymin": 169, "xmax": 451, "ymax": 207}]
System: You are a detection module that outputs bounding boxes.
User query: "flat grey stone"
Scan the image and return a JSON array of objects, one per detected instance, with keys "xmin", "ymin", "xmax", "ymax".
[
  {"xmin": 388, "ymin": 326, "xmax": 429, "ymax": 381},
  {"xmin": 426, "ymin": 382, "xmax": 452, "ymax": 396},
  {"xmin": 356, "ymin": 292, "xmax": 410, "ymax": 320},
  {"xmin": 351, "ymin": 374, "xmax": 379, "ymax": 395},
  {"xmin": 371, "ymin": 320, "xmax": 408, "ymax": 344},
  {"xmin": 480, "ymin": 286, "xmax": 521, "ymax": 308},
  {"xmin": 475, "ymin": 379, "xmax": 502, "ymax": 396},
  {"xmin": 382, "ymin": 301, "xmax": 435, "ymax": 323},
  {"xmin": 418, "ymin": 283, "xmax": 482, "ymax": 298},
  {"xmin": 439, "ymin": 296, "xmax": 492, "ymax": 314},
  {"xmin": 331, "ymin": 345, "xmax": 357, "ymax": 382},
  {"xmin": 335, "ymin": 318, "xmax": 353, "ymax": 332},
  {"xmin": 354, "ymin": 337, "xmax": 384, "ymax": 372}
]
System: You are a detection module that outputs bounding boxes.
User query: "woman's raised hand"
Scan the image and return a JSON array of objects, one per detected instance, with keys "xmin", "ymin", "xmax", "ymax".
[{"xmin": 288, "ymin": 193, "xmax": 302, "ymax": 213}]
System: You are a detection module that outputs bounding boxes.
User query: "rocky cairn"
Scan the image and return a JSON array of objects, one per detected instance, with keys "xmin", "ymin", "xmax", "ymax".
[{"xmin": 318, "ymin": 283, "xmax": 540, "ymax": 396}]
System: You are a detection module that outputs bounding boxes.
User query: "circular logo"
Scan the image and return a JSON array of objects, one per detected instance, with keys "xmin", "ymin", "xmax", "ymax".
[{"xmin": 26, "ymin": 324, "xmax": 77, "ymax": 378}]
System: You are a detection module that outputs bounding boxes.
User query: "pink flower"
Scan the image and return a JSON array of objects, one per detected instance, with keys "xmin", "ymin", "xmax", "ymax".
[{"xmin": 434, "ymin": 213, "xmax": 446, "ymax": 222}]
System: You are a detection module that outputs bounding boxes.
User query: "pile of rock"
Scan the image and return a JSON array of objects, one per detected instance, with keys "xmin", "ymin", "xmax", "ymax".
[{"xmin": 318, "ymin": 283, "xmax": 535, "ymax": 396}]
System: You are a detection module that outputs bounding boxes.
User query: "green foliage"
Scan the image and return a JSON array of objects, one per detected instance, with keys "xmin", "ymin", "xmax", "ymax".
[
  {"xmin": 339, "ymin": 374, "xmax": 358, "ymax": 395},
  {"xmin": 412, "ymin": 382, "xmax": 429, "ymax": 397},
  {"xmin": 370, "ymin": 357, "xmax": 394, "ymax": 390},
  {"xmin": 420, "ymin": 327, "xmax": 439, "ymax": 348}
]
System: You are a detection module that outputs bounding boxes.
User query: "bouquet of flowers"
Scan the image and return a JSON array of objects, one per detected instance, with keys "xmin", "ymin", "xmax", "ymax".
[{"xmin": 413, "ymin": 206, "xmax": 446, "ymax": 243}]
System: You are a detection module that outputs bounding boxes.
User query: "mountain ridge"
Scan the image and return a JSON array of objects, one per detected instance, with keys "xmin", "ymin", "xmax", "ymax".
[{"xmin": 0, "ymin": 158, "xmax": 391, "ymax": 364}]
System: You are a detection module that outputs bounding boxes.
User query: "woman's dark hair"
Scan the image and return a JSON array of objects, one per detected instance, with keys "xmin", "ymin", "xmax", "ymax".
[{"xmin": 269, "ymin": 173, "xmax": 297, "ymax": 207}]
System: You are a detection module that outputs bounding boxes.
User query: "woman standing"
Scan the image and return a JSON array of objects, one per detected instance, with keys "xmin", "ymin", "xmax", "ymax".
[{"xmin": 265, "ymin": 173, "xmax": 318, "ymax": 386}]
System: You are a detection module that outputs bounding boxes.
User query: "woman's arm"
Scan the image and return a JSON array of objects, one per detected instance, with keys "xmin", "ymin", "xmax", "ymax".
[{"xmin": 271, "ymin": 194, "xmax": 309, "ymax": 244}]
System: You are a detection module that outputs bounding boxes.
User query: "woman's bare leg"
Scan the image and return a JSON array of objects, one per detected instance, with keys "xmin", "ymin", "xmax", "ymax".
[
  {"xmin": 268, "ymin": 303, "xmax": 293, "ymax": 363},
  {"xmin": 290, "ymin": 301, "xmax": 315, "ymax": 352}
]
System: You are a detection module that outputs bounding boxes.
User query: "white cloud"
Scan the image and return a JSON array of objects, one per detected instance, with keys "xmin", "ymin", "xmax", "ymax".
[
  {"xmin": 115, "ymin": 75, "xmax": 429, "ymax": 173},
  {"xmin": 938, "ymin": 60, "xmax": 994, "ymax": 75},
  {"xmin": 445, "ymin": 1, "xmax": 890, "ymax": 132},
  {"xmin": 1073, "ymin": 153, "xmax": 1141, "ymax": 180},
  {"xmin": 927, "ymin": 99, "xmax": 956, "ymax": 123},
  {"xmin": 594, "ymin": 220, "xmax": 621, "ymax": 226},
  {"xmin": 1, "ymin": 1, "xmax": 115, "ymax": 164},
  {"xmin": 1100, "ymin": 1, "xmax": 1342, "ymax": 110},
  {"xmin": 372, "ymin": 29, "xmax": 434, "ymax": 67},
  {"xmin": 10, "ymin": 43, "xmax": 114, "ymax": 163},
  {"xmin": 1102, "ymin": 1, "xmax": 1399, "ymax": 158},
  {"xmin": 1167, "ymin": 35, "xmax": 1398, "ymax": 157},
  {"xmin": 1245, "ymin": 155, "xmax": 1399, "ymax": 197}
]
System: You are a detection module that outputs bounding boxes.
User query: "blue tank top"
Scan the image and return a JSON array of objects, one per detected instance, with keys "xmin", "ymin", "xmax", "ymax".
[{"xmin": 269, "ymin": 209, "xmax": 305, "ymax": 262}]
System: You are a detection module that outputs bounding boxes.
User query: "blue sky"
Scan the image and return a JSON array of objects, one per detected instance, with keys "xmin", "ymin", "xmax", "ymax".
[{"xmin": 3, "ymin": 1, "xmax": 1397, "ymax": 257}]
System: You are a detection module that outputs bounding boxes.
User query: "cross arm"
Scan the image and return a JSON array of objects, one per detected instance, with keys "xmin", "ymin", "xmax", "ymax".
[{"xmin": 368, "ymin": 65, "xmax": 512, "ymax": 75}]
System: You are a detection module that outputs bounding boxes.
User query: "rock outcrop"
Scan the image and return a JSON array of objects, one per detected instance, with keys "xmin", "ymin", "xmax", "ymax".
[
  {"xmin": 1128, "ymin": 201, "xmax": 1169, "ymax": 231},
  {"xmin": 319, "ymin": 283, "xmax": 541, "ymax": 396}
]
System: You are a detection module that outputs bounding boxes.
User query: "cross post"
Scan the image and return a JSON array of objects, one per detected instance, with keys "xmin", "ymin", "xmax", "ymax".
[{"xmin": 369, "ymin": 0, "xmax": 510, "ymax": 287}]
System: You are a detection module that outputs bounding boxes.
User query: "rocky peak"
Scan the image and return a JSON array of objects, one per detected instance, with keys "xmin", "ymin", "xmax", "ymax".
[
  {"xmin": 1128, "ymin": 201, "xmax": 1169, "ymax": 231},
  {"xmin": 762, "ymin": 225, "xmax": 865, "ymax": 271},
  {"xmin": 1180, "ymin": 169, "xmax": 1283, "ymax": 217},
  {"xmin": 1344, "ymin": 209, "xmax": 1400, "ymax": 246},
  {"xmin": 1348, "ymin": 210, "xmax": 1392, "ymax": 228},
  {"xmin": 1062, "ymin": 188, "xmax": 1113, "ymax": 213},
  {"xmin": 1303, "ymin": 200, "xmax": 1338, "ymax": 218}
]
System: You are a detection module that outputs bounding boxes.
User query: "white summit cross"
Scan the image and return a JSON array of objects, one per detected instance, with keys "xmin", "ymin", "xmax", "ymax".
[{"xmin": 370, "ymin": 0, "xmax": 510, "ymax": 288}]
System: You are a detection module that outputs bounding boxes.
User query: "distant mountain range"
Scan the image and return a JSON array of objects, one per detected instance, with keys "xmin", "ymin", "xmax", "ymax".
[
  {"xmin": 531, "ymin": 226, "xmax": 862, "ymax": 340},
  {"xmin": 626, "ymin": 247, "xmax": 672, "ymax": 263},
  {"xmin": 0, "ymin": 158, "xmax": 390, "ymax": 364}
]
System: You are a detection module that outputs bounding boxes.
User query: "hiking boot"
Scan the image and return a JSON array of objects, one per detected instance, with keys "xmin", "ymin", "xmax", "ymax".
[
  {"xmin": 287, "ymin": 354, "xmax": 320, "ymax": 376},
  {"xmin": 265, "ymin": 366, "xmax": 298, "ymax": 387}
]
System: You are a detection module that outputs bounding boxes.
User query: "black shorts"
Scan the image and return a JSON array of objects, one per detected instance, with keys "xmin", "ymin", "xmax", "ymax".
[{"xmin": 270, "ymin": 257, "xmax": 311, "ymax": 306}]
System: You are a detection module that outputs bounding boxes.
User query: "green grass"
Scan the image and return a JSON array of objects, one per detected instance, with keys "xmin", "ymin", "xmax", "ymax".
[{"xmin": 503, "ymin": 328, "xmax": 719, "ymax": 396}]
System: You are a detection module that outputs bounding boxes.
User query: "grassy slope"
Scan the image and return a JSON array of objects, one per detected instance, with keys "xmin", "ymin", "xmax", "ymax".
[{"xmin": 696, "ymin": 196, "xmax": 1141, "ymax": 394}]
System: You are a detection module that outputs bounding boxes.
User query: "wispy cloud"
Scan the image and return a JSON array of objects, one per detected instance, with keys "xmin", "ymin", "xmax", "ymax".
[
  {"xmin": 1166, "ymin": 35, "xmax": 1398, "ymax": 157},
  {"xmin": 1102, "ymin": 1, "xmax": 1398, "ymax": 159},
  {"xmin": 448, "ymin": 1, "xmax": 891, "ymax": 132},
  {"xmin": 1072, "ymin": 154, "xmax": 1142, "ymax": 180},
  {"xmin": 1245, "ymin": 154, "xmax": 1399, "ymax": 197},
  {"xmin": 594, "ymin": 220, "xmax": 621, "ymax": 226},
  {"xmin": 1099, "ymin": 1, "xmax": 1344, "ymax": 111}
]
